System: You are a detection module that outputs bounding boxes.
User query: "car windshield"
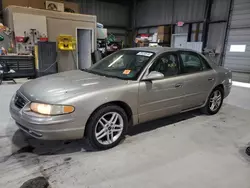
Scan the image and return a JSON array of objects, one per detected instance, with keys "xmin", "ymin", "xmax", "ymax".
[{"xmin": 86, "ymin": 50, "xmax": 155, "ymax": 80}]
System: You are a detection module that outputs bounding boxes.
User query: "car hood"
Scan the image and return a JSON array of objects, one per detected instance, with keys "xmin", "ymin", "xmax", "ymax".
[{"xmin": 19, "ymin": 70, "xmax": 127, "ymax": 103}]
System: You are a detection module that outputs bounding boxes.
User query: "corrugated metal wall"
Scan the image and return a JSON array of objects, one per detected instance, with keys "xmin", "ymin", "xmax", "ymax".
[
  {"xmin": 80, "ymin": 0, "xmax": 129, "ymax": 28},
  {"xmin": 135, "ymin": 0, "xmax": 206, "ymax": 27},
  {"xmin": 224, "ymin": 0, "xmax": 250, "ymax": 83},
  {"xmin": 73, "ymin": 0, "xmax": 130, "ymax": 46},
  {"xmin": 173, "ymin": 0, "xmax": 206, "ymax": 23},
  {"xmin": 135, "ymin": 0, "xmax": 230, "ymax": 27},
  {"xmin": 210, "ymin": 0, "xmax": 231, "ymax": 21},
  {"xmin": 136, "ymin": 0, "xmax": 174, "ymax": 27},
  {"xmin": 135, "ymin": 0, "xmax": 231, "ymax": 65},
  {"xmin": 207, "ymin": 23, "xmax": 227, "ymax": 52}
]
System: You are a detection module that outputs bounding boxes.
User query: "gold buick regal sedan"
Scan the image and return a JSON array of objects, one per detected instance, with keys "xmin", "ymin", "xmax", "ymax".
[{"xmin": 10, "ymin": 47, "xmax": 232, "ymax": 150}]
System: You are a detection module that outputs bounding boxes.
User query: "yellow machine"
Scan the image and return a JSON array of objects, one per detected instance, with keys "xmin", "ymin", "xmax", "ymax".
[{"xmin": 57, "ymin": 35, "xmax": 76, "ymax": 50}]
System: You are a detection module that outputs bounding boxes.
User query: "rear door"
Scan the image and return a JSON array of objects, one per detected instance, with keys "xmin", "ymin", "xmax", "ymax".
[{"xmin": 178, "ymin": 51, "xmax": 216, "ymax": 110}]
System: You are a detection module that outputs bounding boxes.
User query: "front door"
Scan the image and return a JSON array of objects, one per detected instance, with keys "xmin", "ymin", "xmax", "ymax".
[
  {"xmin": 138, "ymin": 52, "xmax": 185, "ymax": 123},
  {"xmin": 178, "ymin": 51, "xmax": 216, "ymax": 110}
]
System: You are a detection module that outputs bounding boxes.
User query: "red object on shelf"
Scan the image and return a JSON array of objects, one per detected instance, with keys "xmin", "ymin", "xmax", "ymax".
[
  {"xmin": 140, "ymin": 34, "xmax": 149, "ymax": 38},
  {"xmin": 15, "ymin": 36, "xmax": 24, "ymax": 42},
  {"xmin": 39, "ymin": 37, "xmax": 48, "ymax": 42}
]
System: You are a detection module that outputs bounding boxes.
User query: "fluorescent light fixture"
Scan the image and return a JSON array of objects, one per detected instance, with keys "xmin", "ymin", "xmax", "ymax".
[{"xmin": 230, "ymin": 45, "xmax": 246, "ymax": 52}]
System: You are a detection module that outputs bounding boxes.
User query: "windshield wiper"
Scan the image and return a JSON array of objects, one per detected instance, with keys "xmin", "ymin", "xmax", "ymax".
[
  {"xmin": 81, "ymin": 69, "xmax": 98, "ymax": 75},
  {"xmin": 82, "ymin": 68, "xmax": 128, "ymax": 80},
  {"xmin": 81, "ymin": 68, "xmax": 89, "ymax": 72}
]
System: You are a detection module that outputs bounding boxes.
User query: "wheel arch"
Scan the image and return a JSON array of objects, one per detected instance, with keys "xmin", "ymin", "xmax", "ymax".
[
  {"xmin": 214, "ymin": 84, "xmax": 224, "ymax": 96},
  {"xmin": 84, "ymin": 100, "xmax": 133, "ymax": 136},
  {"xmin": 203, "ymin": 84, "xmax": 225, "ymax": 107}
]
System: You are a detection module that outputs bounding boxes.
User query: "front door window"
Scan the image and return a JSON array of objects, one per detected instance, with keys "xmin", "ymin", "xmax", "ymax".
[{"xmin": 149, "ymin": 53, "xmax": 179, "ymax": 77}]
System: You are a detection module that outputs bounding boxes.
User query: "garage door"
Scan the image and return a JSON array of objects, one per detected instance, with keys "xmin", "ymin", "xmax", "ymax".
[{"xmin": 224, "ymin": 0, "xmax": 250, "ymax": 83}]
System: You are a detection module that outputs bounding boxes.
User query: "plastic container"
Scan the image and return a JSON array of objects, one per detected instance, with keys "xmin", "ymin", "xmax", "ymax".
[{"xmin": 97, "ymin": 22, "xmax": 104, "ymax": 28}]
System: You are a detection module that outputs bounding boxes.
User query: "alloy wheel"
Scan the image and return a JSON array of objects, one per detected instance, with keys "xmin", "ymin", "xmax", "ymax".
[
  {"xmin": 95, "ymin": 112, "xmax": 124, "ymax": 145},
  {"xmin": 209, "ymin": 90, "xmax": 222, "ymax": 112}
]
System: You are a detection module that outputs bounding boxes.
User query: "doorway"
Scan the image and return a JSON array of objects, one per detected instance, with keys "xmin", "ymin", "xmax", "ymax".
[{"xmin": 76, "ymin": 28, "xmax": 94, "ymax": 69}]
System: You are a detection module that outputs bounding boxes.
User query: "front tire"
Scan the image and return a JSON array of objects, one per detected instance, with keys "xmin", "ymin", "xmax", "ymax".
[
  {"xmin": 201, "ymin": 87, "xmax": 224, "ymax": 115},
  {"xmin": 85, "ymin": 105, "xmax": 128, "ymax": 150}
]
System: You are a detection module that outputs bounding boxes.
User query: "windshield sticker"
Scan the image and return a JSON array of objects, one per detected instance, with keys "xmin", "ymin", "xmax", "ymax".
[
  {"xmin": 123, "ymin": 69, "xmax": 131, "ymax": 75},
  {"xmin": 136, "ymin": 52, "xmax": 153, "ymax": 57}
]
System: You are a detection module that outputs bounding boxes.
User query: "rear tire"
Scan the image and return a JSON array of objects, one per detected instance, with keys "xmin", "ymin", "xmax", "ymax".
[
  {"xmin": 201, "ymin": 87, "xmax": 224, "ymax": 115},
  {"xmin": 85, "ymin": 105, "xmax": 128, "ymax": 150}
]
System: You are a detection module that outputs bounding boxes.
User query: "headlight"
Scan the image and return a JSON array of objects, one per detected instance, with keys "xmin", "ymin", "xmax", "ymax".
[{"xmin": 30, "ymin": 103, "xmax": 74, "ymax": 115}]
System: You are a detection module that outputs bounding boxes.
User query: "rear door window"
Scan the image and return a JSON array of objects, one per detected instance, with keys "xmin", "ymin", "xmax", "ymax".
[{"xmin": 179, "ymin": 52, "xmax": 211, "ymax": 74}]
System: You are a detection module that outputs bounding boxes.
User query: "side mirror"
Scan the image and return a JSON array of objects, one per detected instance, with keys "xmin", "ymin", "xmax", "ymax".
[{"xmin": 142, "ymin": 71, "xmax": 164, "ymax": 81}]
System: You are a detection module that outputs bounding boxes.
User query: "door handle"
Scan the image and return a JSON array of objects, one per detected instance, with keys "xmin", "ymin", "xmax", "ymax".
[
  {"xmin": 175, "ymin": 83, "xmax": 183, "ymax": 88},
  {"xmin": 208, "ymin": 78, "xmax": 215, "ymax": 81}
]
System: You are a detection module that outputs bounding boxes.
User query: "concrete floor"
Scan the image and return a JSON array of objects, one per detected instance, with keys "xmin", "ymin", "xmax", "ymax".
[{"xmin": 0, "ymin": 82, "xmax": 250, "ymax": 188}]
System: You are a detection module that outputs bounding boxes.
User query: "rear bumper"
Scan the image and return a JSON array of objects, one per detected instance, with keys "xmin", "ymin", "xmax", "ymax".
[{"xmin": 9, "ymin": 94, "xmax": 85, "ymax": 140}]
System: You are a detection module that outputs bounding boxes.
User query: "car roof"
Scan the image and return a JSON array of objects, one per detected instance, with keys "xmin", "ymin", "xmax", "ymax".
[
  {"xmin": 123, "ymin": 47, "xmax": 198, "ymax": 55},
  {"xmin": 122, "ymin": 47, "xmax": 217, "ymax": 68}
]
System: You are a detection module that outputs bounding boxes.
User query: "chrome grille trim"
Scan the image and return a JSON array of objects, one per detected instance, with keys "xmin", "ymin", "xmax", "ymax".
[{"xmin": 14, "ymin": 92, "xmax": 29, "ymax": 109}]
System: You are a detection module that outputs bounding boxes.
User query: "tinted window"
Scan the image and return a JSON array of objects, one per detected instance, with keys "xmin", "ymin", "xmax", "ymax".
[
  {"xmin": 149, "ymin": 53, "xmax": 179, "ymax": 77},
  {"xmin": 180, "ymin": 52, "xmax": 203, "ymax": 74},
  {"xmin": 199, "ymin": 55, "xmax": 212, "ymax": 70}
]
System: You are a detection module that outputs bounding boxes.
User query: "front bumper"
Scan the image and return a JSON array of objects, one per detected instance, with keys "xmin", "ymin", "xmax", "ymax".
[
  {"xmin": 9, "ymin": 93, "xmax": 85, "ymax": 140},
  {"xmin": 224, "ymin": 83, "xmax": 232, "ymax": 98}
]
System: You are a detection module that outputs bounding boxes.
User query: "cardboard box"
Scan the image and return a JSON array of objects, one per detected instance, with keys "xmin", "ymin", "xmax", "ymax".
[
  {"xmin": 137, "ymin": 41, "xmax": 149, "ymax": 47},
  {"xmin": 46, "ymin": 1, "xmax": 64, "ymax": 12},
  {"xmin": 29, "ymin": 0, "xmax": 79, "ymax": 13},
  {"xmin": 29, "ymin": 0, "xmax": 46, "ymax": 9},
  {"xmin": 157, "ymin": 26, "xmax": 171, "ymax": 35},
  {"xmin": 2, "ymin": 0, "xmax": 80, "ymax": 14},
  {"xmin": 2, "ymin": 0, "xmax": 64, "ymax": 10},
  {"xmin": 2, "ymin": 0, "xmax": 29, "ymax": 9},
  {"xmin": 64, "ymin": 1, "xmax": 80, "ymax": 13},
  {"xmin": 157, "ymin": 33, "xmax": 171, "ymax": 43},
  {"xmin": 29, "ymin": 0, "xmax": 64, "ymax": 10}
]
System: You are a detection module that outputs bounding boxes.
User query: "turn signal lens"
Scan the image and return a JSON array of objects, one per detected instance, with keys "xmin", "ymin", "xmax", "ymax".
[
  {"xmin": 30, "ymin": 103, "xmax": 74, "ymax": 115},
  {"xmin": 63, "ymin": 106, "xmax": 75, "ymax": 113}
]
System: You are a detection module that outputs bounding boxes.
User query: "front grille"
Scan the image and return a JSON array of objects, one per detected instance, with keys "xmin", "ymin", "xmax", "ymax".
[{"xmin": 14, "ymin": 93, "xmax": 27, "ymax": 109}]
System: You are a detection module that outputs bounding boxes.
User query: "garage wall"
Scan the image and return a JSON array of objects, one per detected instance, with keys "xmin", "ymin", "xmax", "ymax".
[
  {"xmin": 210, "ymin": 0, "xmax": 231, "ymax": 21},
  {"xmin": 4, "ymin": 6, "xmax": 97, "ymax": 72},
  {"xmin": 135, "ymin": 0, "xmax": 231, "ymax": 65},
  {"xmin": 80, "ymin": 0, "xmax": 130, "ymax": 28},
  {"xmin": 207, "ymin": 23, "xmax": 227, "ymax": 52},
  {"xmin": 47, "ymin": 18, "xmax": 95, "ymax": 71},
  {"xmin": 135, "ymin": 0, "xmax": 174, "ymax": 27},
  {"xmin": 224, "ymin": 0, "xmax": 250, "ymax": 83},
  {"xmin": 135, "ymin": 0, "xmax": 231, "ymax": 27},
  {"xmin": 135, "ymin": 0, "xmax": 206, "ymax": 27}
]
